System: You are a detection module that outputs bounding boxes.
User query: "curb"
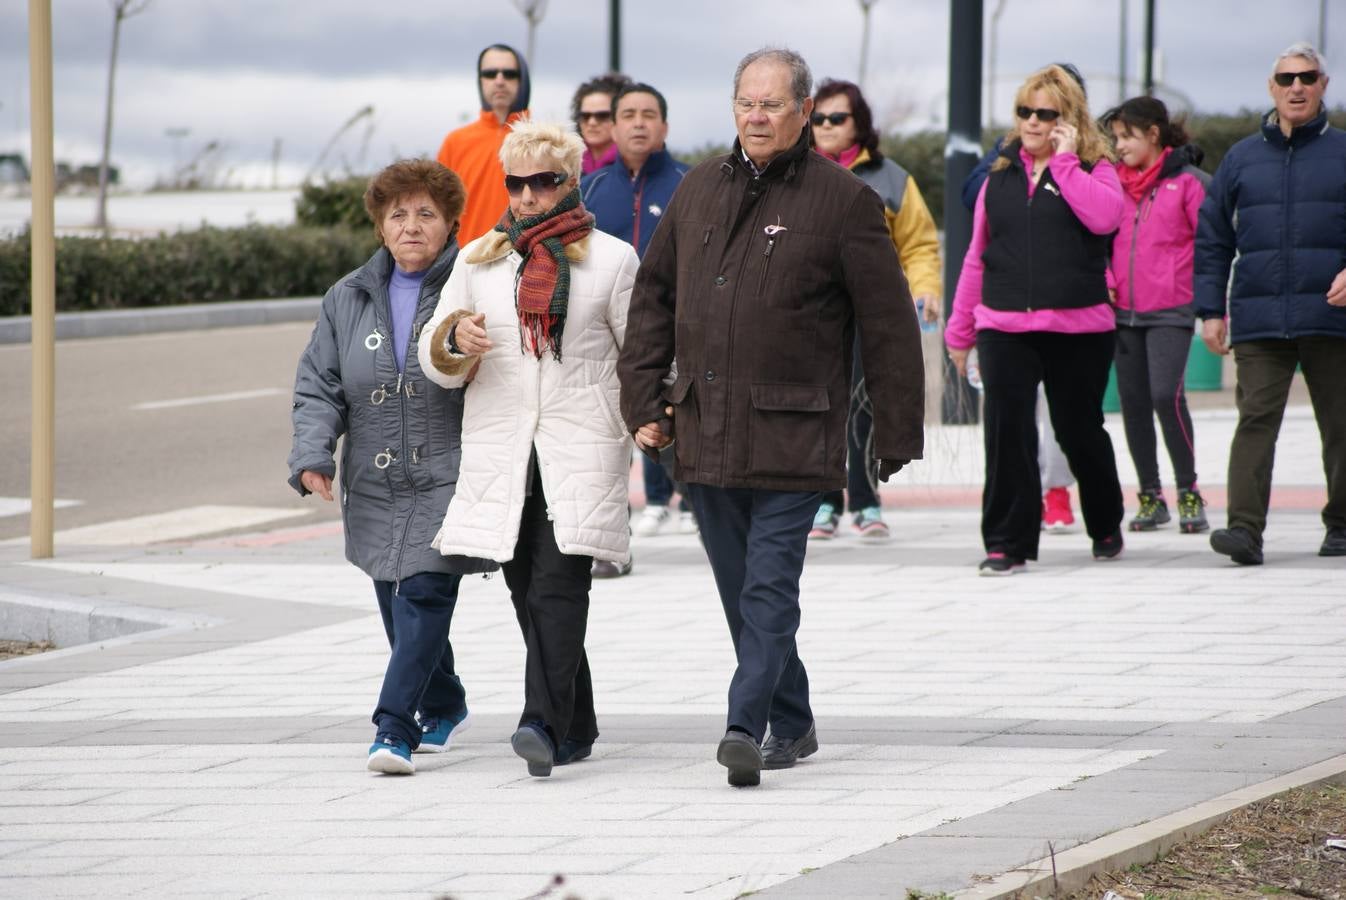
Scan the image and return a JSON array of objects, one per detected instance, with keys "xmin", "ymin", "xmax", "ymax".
[
  {"xmin": 0, "ymin": 296, "xmax": 322, "ymax": 344},
  {"xmin": 955, "ymin": 752, "xmax": 1346, "ymax": 899}
]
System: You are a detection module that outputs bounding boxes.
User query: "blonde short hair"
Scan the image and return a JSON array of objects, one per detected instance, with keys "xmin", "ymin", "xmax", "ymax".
[{"xmin": 499, "ymin": 121, "xmax": 585, "ymax": 182}]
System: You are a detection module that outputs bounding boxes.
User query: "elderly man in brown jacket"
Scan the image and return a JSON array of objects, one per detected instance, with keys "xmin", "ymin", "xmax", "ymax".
[{"xmin": 618, "ymin": 47, "xmax": 925, "ymax": 788}]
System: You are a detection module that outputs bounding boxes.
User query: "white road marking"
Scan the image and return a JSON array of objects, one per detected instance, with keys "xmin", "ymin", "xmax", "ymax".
[
  {"xmin": 0, "ymin": 505, "xmax": 307, "ymax": 547},
  {"xmin": 0, "ymin": 497, "xmax": 81, "ymax": 519},
  {"xmin": 131, "ymin": 387, "xmax": 288, "ymax": 411}
]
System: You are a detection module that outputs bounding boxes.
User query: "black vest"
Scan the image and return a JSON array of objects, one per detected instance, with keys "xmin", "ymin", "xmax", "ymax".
[{"xmin": 980, "ymin": 144, "xmax": 1111, "ymax": 311}]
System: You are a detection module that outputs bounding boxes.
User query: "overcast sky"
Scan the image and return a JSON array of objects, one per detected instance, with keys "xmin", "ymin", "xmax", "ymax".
[{"xmin": 0, "ymin": 1, "xmax": 1339, "ymax": 189}]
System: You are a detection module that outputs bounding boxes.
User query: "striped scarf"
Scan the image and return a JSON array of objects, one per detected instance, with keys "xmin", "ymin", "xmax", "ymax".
[{"xmin": 496, "ymin": 189, "xmax": 594, "ymax": 361}]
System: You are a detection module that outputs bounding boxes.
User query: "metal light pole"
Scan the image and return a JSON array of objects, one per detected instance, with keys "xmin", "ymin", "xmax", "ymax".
[
  {"xmin": 609, "ymin": 0, "xmax": 621, "ymax": 72},
  {"xmin": 985, "ymin": 0, "xmax": 1006, "ymax": 129},
  {"xmin": 858, "ymin": 0, "xmax": 878, "ymax": 91},
  {"xmin": 29, "ymin": 0, "xmax": 55, "ymax": 558},
  {"xmin": 1142, "ymin": 0, "xmax": 1155, "ymax": 96},
  {"xmin": 1118, "ymin": 0, "xmax": 1129, "ymax": 103},
  {"xmin": 942, "ymin": 0, "xmax": 983, "ymax": 425}
]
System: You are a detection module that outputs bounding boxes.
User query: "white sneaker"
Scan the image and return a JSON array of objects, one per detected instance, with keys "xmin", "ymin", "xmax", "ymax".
[
  {"xmin": 634, "ymin": 505, "xmax": 671, "ymax": 537},
  {"xmin": 678, "ymin": 510, "xmax": 699, "ymax": 535}
]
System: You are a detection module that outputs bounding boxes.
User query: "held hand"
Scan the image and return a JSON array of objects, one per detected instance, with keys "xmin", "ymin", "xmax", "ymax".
[
  {"xmin": 300, "ymin": 470, "xmax": 333, "ymax": 501},
  {"xmin": 916, "ymin": 293, "xmax": 941, "ymax": 323},
  {"xmin": 1050, "ymin": 122, "xmax": 1078, "ymax": 157},
  {"xmin": 453, "ymin": 312, "xmax": 493, "ymax": 356},
  {"xmin": 1200, "ymin": 318, "xmax": 1230, "ymax": 357},
  {"xmin": 633, "ymin": 407, "xmax": 676, "ymax": 450},
  {"xmin": 948, "ymin": 346, "xmax": 970, "ymax": 377},
  {"xmin": 1108, "ymin": 287, "xmax": 1118, "ymax": 305},
  {"xmin": 1327, "ymin": 267, "xmax": 1346, "ymax": 307}
]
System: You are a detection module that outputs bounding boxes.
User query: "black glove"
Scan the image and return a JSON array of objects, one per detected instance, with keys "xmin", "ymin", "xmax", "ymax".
[{"xmin": 877, "ymin": 459, "xmax": 909, "ymax": 481}]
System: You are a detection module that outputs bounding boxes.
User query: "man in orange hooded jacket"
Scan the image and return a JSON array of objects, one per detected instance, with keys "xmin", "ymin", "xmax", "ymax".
[{"xmin": 437, "ymin": 43, "xmax": 532, "ymax": 246}]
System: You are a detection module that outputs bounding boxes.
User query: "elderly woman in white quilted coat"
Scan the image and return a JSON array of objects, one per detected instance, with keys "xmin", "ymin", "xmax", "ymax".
[{"xmin": 417, "ymin": 121, "xmax": 639, "ymax": 778}]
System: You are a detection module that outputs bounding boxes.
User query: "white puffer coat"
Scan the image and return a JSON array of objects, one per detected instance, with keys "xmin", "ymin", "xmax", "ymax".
[{"xmin": 417, "ymin": 228, "xmax": 639, "ymax": 564}]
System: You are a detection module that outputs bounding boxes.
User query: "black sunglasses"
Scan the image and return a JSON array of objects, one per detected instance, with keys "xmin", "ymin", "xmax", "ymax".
[
  {"xmin": 504, "ymin": 171, "xmax": 567, "ymax": 196},
  {"xmin": 578, "ymin": 110, "xmax": 613, "ymax": 123},
  {"xmin": 480, "ymin": 68, "xmax": 521, "ymax": 80},
  {"xmin": 1016, "ymin": 106, "xmax": 1061, "ymax": 122},
  {"xmin": 1273, "ymin": 69, "xmax": 1320, "ymax": 87},
  {"xmin": 810, "ymin": 112, "xmax": 853, "ymax": 126}
]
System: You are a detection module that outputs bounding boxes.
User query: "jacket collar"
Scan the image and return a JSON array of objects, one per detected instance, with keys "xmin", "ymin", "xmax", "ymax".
[
  {"xmin": 622, "ymin": 146, "xmax": 675, "ymax": 180},
  {"xmin": 1261, "ymin": 105, "xmax": 1330, "ymax": 148},
  {"xmin": 464, "ymin": 230, "xmax": 590, "ymax": 266},
  {"xmin": 1158, "ymin": 142, "xmax": 1204, "ymax": 179},
  {"xmin": 350, "ymin": 241, "xmax": 459, "ymax": 298},
  {"xmin": 730, "ymin": 126, "xmax": 812, "ymax": 182}
]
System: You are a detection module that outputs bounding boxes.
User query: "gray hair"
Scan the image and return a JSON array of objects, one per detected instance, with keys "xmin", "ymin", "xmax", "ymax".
[
  {"xmin": 1274, "ymin": 41, "xmax": 1328, "ymax": 76},
  {"xmin": 732, "ymin": 47, "xmax": 813, "ymax": 111}
]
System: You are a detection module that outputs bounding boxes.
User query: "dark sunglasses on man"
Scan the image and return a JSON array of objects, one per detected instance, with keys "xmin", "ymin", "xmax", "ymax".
[
  {"xmin": 1016, "ymin": 105, "xmax": 1061, "ymax": 122},
  {"xmin": 1273, "ymin": 69, "xmax": 1320, "ymax": 86},
  {"xmin": 809, "ymin": 112, "xmax": 852, "ymax": 126},
  {"xmin": 504, "ymin": 171, "xmax": 567, "ymax": 196},
  {"xmin": 578, "ymin": 111, "xmax": 613, "ymax": 123},
  {"xmin": 480, "ymin": 68, "xmax": 521, "ymax": 80}
]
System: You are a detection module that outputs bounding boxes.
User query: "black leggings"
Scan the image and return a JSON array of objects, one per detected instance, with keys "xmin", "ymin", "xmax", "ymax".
[{"xmin": 1114, "ymin": 325, "xmax": 1198, "ymax": 493}]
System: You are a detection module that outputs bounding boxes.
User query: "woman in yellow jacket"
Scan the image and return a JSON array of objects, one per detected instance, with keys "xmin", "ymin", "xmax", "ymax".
[{"xmin": 808, "ymin": 78, "xmax": 942, "ymax": 540}]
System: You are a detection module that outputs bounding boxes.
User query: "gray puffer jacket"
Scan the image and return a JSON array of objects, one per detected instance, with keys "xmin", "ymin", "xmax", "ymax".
[{"xmin": 287, "ymin": 243, "xmax": 495, "ymax": 581}]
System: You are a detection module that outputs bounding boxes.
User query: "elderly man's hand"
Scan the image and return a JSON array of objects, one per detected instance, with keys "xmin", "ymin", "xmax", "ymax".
[
  {"xmin": 452, "ymin": 312, "xmax": 493, "ymax": 356},
  {"xmin": 300, "ymin": 470, "xmax": 334, "ymax": 501},
  {"xmin": 1327, "ymin": 268, "xmax": 1346, "ymax": 307},
  {"xmin": 1201, "ymin": 318, "xmax": 1230, "ymax": 356}
]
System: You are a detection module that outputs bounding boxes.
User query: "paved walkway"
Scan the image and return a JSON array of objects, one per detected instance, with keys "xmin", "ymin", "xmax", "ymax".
[{"xmin": 1, "ymin": 404, "xmax": 1342, "ymax": 898}]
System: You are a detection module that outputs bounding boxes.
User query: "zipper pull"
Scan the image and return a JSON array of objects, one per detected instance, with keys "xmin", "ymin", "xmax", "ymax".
[
  {"xmin": 702, "ymin": 228, "xmax": 711, "ymax": 246},
  {"xmin": 764, "ymin": 238, "xmax": 775, "ymax": 257},
  {"xmin": 395, "ymin": 372, "xmax": 403, "ymax": 394}
]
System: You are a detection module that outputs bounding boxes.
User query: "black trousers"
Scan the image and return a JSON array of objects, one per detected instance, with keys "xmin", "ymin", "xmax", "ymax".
[
  {"xmin": 1227, "ymin": 336, "xmax": 1346, "ymax": 539},
  {"xmin": 823, "ymin": 339, "xmax": 881, "ymax": 513},
  {"xmin": 501, "ymin": 471, "xmax": 598, "ymax": 746},
  {"xmin": 977, "ymin": 328, "xmax": 1124, "ymax": 558},
  {"xmin": 1114, "ymin": 324, "xmax": 1199, "ymax": 492},
  {"xmin": 685, "ymin": 483, "xmax": 818, "ymax": 743},
  {"xmin": 371, "ymin": 572, "xmax": 466, "ymax": 749}
]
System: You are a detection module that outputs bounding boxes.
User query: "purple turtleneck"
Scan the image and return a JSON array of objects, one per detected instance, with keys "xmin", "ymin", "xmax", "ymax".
[{"xmin": 388, "ymin": 265, "xmax": 426, "ymax": 372}]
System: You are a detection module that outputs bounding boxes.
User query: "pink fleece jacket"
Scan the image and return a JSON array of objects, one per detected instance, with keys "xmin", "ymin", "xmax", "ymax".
[{"xmin": 945, "ymin": 147, "xmax": 1125, "ymax": 351}]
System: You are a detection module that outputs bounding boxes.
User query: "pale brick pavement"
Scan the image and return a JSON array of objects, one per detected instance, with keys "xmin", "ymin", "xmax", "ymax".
[{"xmin": 1, "ymin": 402, "xmax": 1342, "ymax": 898}]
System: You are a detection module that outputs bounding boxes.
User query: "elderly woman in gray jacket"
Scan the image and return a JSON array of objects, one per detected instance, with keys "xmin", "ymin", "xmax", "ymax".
[{"xmin": 287, "ymin": 158, "xmax": 493, "ymax": 775}]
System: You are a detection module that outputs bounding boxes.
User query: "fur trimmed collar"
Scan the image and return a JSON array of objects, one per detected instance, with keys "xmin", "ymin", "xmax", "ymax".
[{"xmin": 465, "ymin": 231, "xmax": 590, "ymax": 266}]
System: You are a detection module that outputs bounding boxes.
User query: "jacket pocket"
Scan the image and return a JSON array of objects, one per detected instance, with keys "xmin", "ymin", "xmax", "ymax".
[
  {"xmin": 747, "ymin": 383, "xmax": 829, "ymax": 477},
  {"xmin": 591, "ymin": 384, "xmax": 629, "ymax": 440},
  {"xmin": 661, "ymin": 373, "xmax": 697, "ymax": 467}
]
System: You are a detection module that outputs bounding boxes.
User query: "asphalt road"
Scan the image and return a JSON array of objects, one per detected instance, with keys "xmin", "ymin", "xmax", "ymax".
[{"xmin": 0, "ymin": 321, "xmax": 340, "ymax": 543}]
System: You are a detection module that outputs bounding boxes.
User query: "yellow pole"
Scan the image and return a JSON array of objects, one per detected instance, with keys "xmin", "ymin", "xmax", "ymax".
[{"xmin": 29, "ymin": 0, "xmax": 55, "ymax": 559}]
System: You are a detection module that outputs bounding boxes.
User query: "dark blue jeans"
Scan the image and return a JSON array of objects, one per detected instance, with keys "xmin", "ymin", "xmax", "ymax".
[
  {"xmin": 371, "ymin": 572, "xmax": 466, "ymax": 749},
  {"xmin": 684, "ymin": 483, "xmax": 818, "ymax": 743}
]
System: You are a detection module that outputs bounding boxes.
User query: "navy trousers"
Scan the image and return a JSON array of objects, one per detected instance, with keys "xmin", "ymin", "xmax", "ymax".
[
  {"xmin": 684, "ymin": 484, "xmax": 818, "ymax": 743},
  {"xmin": 371, "ymin": 572, "xmax": 466, "ymax": 749}
]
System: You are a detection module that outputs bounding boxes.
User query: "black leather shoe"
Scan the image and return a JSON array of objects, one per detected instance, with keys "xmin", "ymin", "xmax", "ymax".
[
  {"xmin": 762, "ymin": 723, "xmax": 818, "ymax": 770},
  {"xmin": 511, "ymin": 723, "xmax": 555, "ymax": 777},
  {"xmin": 1210, "ymin": 527, "xmax": 1263, "ymax": 566},
  {"xmin": 716, "ymin": 730, "xmax": 763, "ymax": 787},
  {"xmin": 1320, "ymin": 527, "xmax": 1346, "ymax": 557},
  {"xmin": 555, "ymin": 739, "xmax": 592, "ymax": 765}
]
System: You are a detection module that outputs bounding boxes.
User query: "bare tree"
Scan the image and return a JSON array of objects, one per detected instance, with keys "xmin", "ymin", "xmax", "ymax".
[
  {"xmin": 95, "ymin": 0, "xmax": 152, "ymax": 234},
  {"xmin": 512, "ymin": 0, "xmax": 548, "ymax": 69}
]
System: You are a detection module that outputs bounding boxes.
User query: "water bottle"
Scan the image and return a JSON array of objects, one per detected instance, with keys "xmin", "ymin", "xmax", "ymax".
[
  {"xmin": 915, "ymin": 298, "xmax": 940, "ymax": 334},
  {"xmin": 965, "ymin": 349, "xmax": 983, "ymax": 391}
]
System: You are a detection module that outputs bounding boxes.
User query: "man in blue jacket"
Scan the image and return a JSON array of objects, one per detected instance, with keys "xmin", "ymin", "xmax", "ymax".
[
  {"xmin": 583, "ymin": 82, "xmax": 693, "ymax": 569},
  {"xmin": 1195, "ymin": 42, "xmax": 1346, "ymax": 565}
]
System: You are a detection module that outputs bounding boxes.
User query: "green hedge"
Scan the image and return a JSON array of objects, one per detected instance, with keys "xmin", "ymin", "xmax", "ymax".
[
  {"xmin": 295, "ymin": 176, "xmax": 374, "ymax": 231},
  {"xmin": 0, "ymin": 224, "xmax": 379, "ymax": 317}
]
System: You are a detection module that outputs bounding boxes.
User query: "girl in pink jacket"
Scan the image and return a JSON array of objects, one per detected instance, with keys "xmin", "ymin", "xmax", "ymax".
[{"xmin": 1103, "ymin": 97, "xmax": 1210, "ymax": 535}]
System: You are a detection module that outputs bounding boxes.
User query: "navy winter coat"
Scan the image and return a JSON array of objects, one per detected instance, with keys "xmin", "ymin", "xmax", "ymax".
[
  {"xmin": 580, "ymin": 148, "xmax": 689, "ymax": 259},
  {"xmin": 1193, "ymin": 107, "xmax": 1346, "ymax": 344}
]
